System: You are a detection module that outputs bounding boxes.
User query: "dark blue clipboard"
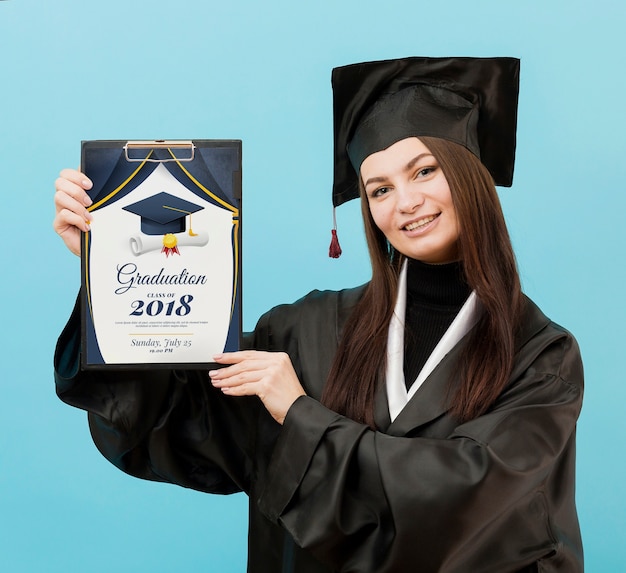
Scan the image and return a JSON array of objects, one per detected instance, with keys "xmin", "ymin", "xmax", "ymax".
[{"xmin": 80, "ymin": 139, "xmax": 242, "ymax": 370}]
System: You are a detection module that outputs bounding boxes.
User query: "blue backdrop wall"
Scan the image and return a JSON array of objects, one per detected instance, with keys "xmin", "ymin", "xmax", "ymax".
[{"xmin": 1, "ymin": 0, "xmax": 624, "ymax": 571}]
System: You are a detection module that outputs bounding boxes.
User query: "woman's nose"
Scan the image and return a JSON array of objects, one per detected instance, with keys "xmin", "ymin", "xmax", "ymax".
[{"xmin": 396, "ymin": 185, "xmax": 424, "ymax": 213}]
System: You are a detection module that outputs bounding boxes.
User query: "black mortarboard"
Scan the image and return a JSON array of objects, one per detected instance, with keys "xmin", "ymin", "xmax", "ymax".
[
  {"xmin": 123, "ymin": 192, "xmax": 204, "ymax": 235},
  {"xmin": 331, "ymin": 57, "xmax": 520, "ymax": 207}
]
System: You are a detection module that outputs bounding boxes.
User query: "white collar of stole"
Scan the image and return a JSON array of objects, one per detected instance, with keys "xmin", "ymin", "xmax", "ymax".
[{"xmin": 386, "ymin": 260, "xmax": 482, "ymax": 422}]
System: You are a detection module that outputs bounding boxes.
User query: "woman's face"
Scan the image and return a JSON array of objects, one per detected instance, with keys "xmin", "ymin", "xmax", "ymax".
[{"xmin": 361, "ymin": 137, "xmax": 460, "ymax": 264}]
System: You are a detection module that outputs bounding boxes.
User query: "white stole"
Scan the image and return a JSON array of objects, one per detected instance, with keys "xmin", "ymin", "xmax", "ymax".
[{"xmin": 386, "ymin": 261, "xmax": 482, "ymax": 422}]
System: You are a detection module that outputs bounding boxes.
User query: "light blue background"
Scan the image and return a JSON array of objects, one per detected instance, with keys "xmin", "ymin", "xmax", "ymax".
[{"xmin": 1, "ymin": 0, "xmax": 624, "ymax": 571}]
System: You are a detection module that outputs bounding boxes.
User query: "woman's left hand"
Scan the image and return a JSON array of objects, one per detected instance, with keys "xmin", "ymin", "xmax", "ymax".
[{"xmin": 209, "ymin": 351, "xmax": 306, "ymax": 425}]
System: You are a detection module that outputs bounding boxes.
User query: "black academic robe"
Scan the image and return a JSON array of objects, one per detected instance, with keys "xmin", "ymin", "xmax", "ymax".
[{"xmin": 54, "ymin": 285, "xmax": 584, "ymax": 572}]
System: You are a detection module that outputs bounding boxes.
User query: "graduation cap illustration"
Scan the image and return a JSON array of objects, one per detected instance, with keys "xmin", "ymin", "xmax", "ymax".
[{"xmin": 123, "ymin": 191, "xmax": 204, "ymax": 236}]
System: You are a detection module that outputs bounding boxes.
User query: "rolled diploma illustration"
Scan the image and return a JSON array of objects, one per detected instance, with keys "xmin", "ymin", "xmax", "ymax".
[{"xmin": 129, "ymin": 232, "xmax": 210, "ymax": 256}]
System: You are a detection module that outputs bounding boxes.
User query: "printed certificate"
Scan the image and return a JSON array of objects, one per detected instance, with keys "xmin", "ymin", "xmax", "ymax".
[{"xmin": 80, "ymin": 140, "xmax": 242, "ymax": 369}]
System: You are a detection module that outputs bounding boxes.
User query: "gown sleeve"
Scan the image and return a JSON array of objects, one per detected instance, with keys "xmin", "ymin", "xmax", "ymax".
[
  {"xmin": 53, "ymin": 285, "xmax": 361, "ymax": 499},
  {"xmin": 257, "ymin": 318, "xmax": 584, "ymax": 572},
  {"xmin": 54, "ymin": 296, "xmax": 273, "ymax": 496}
]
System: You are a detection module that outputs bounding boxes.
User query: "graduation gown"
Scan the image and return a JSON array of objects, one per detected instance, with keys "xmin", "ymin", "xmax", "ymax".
[{"xmin": 54, "ymin": 285, "xmax": 584, "ymax": 572}]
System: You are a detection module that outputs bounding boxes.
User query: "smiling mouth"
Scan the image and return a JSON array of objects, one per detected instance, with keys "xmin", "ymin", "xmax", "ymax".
[{"xmin": 403, "ymin": 214, "xmax": 439, "ymax": 231}]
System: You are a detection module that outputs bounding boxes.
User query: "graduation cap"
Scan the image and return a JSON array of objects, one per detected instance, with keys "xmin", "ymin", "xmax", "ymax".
[
  {"xmin": 327, "ymin": 56, "xmax": 520, "ymax": 257},
  {"xmin": 123, "ymin": 192, "xmax": 204, "ymax": 236},
  {"xmin": 331, "ymin": 56, "xmax": 520, "ymax": 208}
]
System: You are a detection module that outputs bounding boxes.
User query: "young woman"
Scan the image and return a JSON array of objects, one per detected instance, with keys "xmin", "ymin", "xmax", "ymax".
[{"xmin": 53, "ymin": 57, "xmax": 584, "ymax": 572}]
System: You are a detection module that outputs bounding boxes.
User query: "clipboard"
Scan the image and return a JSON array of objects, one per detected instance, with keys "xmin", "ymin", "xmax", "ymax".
[{"xmin": 80, "ymin": 139, "xmax": 242, "ymax": 369}]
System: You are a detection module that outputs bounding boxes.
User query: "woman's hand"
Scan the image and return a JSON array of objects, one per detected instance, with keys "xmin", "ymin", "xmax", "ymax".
[
  {"xmin": 53, "ymin": 169, "xmax": 94, "ymax": 256},
  {"xmin": 209, "ymin": 351, "xmax": 306, "ymax": 425}
]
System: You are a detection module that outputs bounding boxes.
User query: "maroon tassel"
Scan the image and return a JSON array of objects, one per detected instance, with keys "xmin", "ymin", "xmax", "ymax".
[{"xmin": 329, "ymin": 229, "xmax": 342, "ymax": 258}]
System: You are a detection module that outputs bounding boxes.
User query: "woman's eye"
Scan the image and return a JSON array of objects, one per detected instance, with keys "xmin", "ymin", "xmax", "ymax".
[
  {"xmin": 416, "ymin": 167, "xmax": 435, "ymax": 178},
  {"xmin": 372, "ymin": 186, "xmax": 390, "ymax": 197}
]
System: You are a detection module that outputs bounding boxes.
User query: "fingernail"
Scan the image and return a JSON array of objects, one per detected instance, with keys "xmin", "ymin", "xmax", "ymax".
[
  {"xmin": 84, "ymin": 196, "xmax": 93, "ymax": 206},
  {"xmin": 213, "ymin": 354, "xmax": 223, "ymax": 360},
  {"xmin": 82, "ymin": 179, "xmax": 93, "ymax": 189}
]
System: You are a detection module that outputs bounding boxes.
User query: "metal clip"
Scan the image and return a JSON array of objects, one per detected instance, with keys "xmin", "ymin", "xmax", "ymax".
[{"xmin": 124, "ymin": 140, "xmax": 196, "ymax": 163}]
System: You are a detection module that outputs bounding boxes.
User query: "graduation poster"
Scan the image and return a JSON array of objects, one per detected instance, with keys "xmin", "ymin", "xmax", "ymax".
[{"xmin": 80, "ymin": 140, "xmax": 242, "ymax": 368}]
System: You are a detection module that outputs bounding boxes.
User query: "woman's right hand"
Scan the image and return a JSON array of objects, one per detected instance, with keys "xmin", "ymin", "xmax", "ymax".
[{"xmin": 53, "ymin": 169, "xmax": 94, "ymax": 256}]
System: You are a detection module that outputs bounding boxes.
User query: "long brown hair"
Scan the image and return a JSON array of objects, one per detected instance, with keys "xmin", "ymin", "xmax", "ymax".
[{"xmin": 321, "ymin": 137, "xmax": 524, "ymax": 428}]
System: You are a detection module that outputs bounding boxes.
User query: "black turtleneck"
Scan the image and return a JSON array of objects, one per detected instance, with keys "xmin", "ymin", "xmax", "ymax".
[{"xmin": 403, "ymin": 258, "xmax": 471, "ymax": 391}]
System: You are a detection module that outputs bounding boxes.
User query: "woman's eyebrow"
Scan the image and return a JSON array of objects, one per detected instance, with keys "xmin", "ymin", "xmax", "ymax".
[
  {"xmin": 405, "ymin": 153, "xmax": 434, "ymax": 172},
  {"xmin": 364, "ymin": 153, "xmax": 434, "ymax": 188},
  {"xmin": 363, "ymin": 175, "xmax": 388, "ymax": 188}
]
